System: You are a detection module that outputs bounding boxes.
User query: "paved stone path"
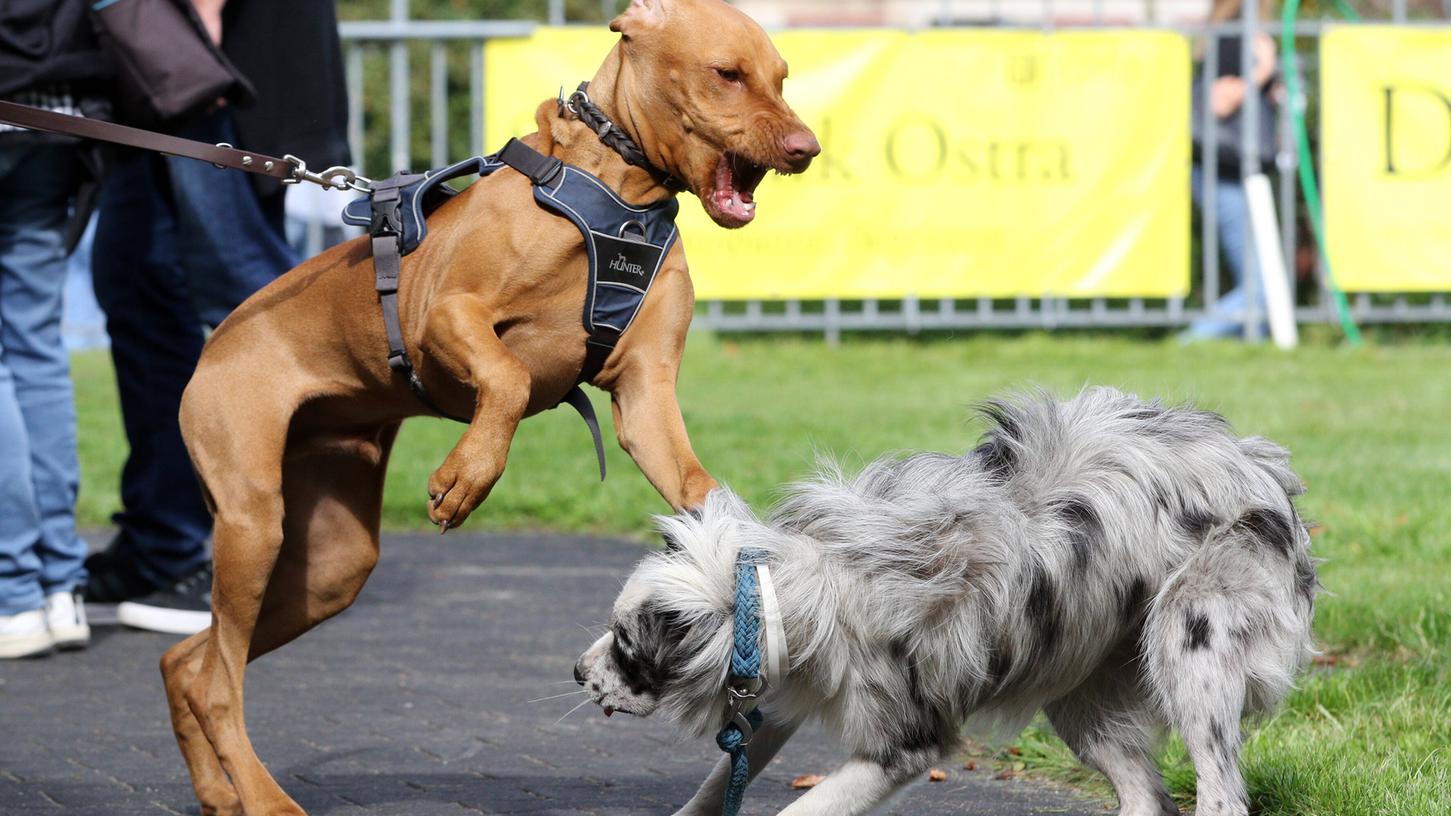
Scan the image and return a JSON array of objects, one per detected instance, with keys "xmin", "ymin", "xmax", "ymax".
[{"xmin": 0, "ymin": 532, "xmax": 1102, "ymax": 815}]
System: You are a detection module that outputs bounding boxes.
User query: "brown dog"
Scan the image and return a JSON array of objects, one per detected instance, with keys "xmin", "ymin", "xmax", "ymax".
[{"xmin": 156, "ymin": 1, "xmax": 816, "ymax": 813}]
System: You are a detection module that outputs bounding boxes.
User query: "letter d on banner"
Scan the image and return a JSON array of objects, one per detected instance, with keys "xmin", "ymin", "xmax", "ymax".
[{"xmin": 1245, "ymin": 173, "xmax": 1297, "ymax": 349}]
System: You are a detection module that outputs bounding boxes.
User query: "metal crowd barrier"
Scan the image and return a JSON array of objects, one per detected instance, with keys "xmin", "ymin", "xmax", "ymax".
[{"xmin": 335, "ymin": 1, "xmax": 1450, "ymax": 341}]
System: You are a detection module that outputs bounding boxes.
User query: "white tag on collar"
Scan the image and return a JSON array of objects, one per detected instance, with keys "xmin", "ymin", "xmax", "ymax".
[{"xmin": 754, "ymin": 564, "xmax": 788, "ymax": 686}]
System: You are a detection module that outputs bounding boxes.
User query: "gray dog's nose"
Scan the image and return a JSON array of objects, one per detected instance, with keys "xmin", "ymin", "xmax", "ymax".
[{"xmin": 573, "ymin": 661, "xmax": 586, "ymax": 686}]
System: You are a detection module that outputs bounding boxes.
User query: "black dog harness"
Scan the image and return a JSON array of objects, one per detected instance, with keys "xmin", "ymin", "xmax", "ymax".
[{"xmin": 342, "ymin": 85, "xmax": 679, "ymax": 479}]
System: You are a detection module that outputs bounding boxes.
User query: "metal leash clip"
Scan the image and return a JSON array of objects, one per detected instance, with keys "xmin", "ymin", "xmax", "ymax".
[
  {"xmin": 724, "ymin": 679, "xmax": 764, "ymax": 746},
  {"xmin": 283, "ymin": 154, "xmax": 373, "ymax": 193}
]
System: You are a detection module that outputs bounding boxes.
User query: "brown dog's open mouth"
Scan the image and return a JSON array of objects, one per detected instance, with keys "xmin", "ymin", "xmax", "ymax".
[{"xmin": 707, "ymin": 152, "xmax": 769, "ymax": 227}]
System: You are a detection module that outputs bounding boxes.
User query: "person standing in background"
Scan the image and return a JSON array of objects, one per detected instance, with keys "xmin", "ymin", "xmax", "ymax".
[
  {"xmin": 83, "ymin": 0, "xmax": 350, "ymax": 634},
  {"xmin": 0, "ymin": 0, "xmax": 112, "ymax": 658},
  {"xmin": 1183, "ymin": 0, "xmax": 1281, "ymax": 341}
]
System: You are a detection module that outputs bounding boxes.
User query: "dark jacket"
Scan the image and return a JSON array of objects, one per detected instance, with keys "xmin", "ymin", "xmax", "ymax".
[
  {"xmin": 0, "ymin": 0, "xmax": 113, "ymax": 97},
  {"xmin": 222, "ymin": 0, "xmax": 350, "ymax": 174},
  {"xmin": 1191, "ymin": 33, "xmax": 1279, "ymax": 178}
]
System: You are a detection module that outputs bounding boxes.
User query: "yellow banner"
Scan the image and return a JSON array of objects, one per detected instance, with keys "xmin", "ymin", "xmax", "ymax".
[
  {"xmin": 487, "ymin": 28, "xmax": 1189, "ymax": 299},
  {"xmin": 1322, "ymin": 27, "xmax": 1451, "ymax": 292}
]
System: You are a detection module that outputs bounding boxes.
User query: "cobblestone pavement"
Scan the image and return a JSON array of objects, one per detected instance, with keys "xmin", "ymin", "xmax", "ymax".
[{"xmin": 0, "ymin": 532, "xmax": 1103, "ymax": 816}]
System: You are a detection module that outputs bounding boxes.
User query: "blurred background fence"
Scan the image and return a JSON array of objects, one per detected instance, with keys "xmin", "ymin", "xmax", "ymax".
[{"xmin": 294, "ymin": 0, "xmax": 1451, "ymax": 341}]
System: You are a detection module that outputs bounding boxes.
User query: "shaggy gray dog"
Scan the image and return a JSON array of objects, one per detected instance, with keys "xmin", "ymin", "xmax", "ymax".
[{"xmin": 575, "ymin": 387, "xmax": 1318, "ymax": 816}]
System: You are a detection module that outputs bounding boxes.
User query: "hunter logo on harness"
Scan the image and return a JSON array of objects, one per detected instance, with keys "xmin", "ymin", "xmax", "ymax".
[
  {"xmin": 593, "ymin": 233, "xmax": 666, "ymax": 293},
  {"xmin": 609, "ymin": 252, "xmax": 646, "ymax": 277}
]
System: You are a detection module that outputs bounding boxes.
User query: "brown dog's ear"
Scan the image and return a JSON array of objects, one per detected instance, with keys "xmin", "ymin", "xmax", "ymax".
[{"xmin": 609, "ymin": 0, "xmax": 666, "ymax": 34}]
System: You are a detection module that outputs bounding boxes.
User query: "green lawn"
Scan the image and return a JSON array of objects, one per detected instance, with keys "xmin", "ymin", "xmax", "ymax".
[{"xmin": 72, "ymin": 334, "xmax": 1449, "ymax": 814}]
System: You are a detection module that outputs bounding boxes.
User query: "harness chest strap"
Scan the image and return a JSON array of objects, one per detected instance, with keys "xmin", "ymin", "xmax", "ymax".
[
  {"xmin": 495, "ymin": 138, "xmax": 635, "ymax": 386},
  {"xmin": 493, "ymin": 137, "xmax": 667, "ymax": 386}
]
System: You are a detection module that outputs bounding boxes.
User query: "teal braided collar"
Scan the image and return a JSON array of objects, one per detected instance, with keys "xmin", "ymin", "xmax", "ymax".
[{"xmin": 714, "ymin": 548, "xmax": 787, "ymax": 816}]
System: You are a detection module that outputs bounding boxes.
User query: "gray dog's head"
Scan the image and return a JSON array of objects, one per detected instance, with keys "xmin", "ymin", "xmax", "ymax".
[{"xmin": 574, "ymin": 490, "xmax": 769, "ymax": 735}]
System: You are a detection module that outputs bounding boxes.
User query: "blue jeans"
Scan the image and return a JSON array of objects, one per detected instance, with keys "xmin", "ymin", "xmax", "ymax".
[
  {"xmin": 0, "ymin": 140, "xmax": 87, "ymax": 614},
  {"xmin": 92, "ymin": 110, "xmax": 295, "ymax": 585},
  {"xmin": 1186, "ymin": 167, "xmax": 1267, "ymax": 340}
]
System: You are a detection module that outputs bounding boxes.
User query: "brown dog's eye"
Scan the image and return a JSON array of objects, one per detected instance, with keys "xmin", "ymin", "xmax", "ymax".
[{"xmin": 714, "ymin": 67, "xmax": 742, "ymax": 84}]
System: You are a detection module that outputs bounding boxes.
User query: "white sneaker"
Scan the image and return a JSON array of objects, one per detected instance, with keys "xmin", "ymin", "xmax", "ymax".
[
  {"xmin": 45, "ymin": 590, "xmax": 90, "ymax": 650},
  {"xmin": 0, "ymin": 608, "xmax": 54, "ymax": 659}
]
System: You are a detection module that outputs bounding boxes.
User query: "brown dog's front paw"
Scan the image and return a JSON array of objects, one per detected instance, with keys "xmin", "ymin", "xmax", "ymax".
[
  {"xmin": 196, "ymin": 794, "xmax": 244, "ymax": 816},
  {"xmin": 427, "ymin": 455, "xmax": 502, "ymax": 532}
]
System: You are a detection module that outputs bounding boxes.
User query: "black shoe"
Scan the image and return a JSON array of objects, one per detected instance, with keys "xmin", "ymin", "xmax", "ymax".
[
  {"xmin": 82, "ymin": 545, "xmax": 157, "ymax": 604},
  {"xmin": 116, "ymin": 563, "xmax": 212, "ymax": 635}
]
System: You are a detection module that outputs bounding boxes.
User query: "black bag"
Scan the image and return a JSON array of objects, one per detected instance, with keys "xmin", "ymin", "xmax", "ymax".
[
  {"xmin": 0, "ymin": 0, "xmax": 113, "ymax": 97},
  {"xmin": 90, "ymin": 0, "xmax": 254, "ymax": 128}
]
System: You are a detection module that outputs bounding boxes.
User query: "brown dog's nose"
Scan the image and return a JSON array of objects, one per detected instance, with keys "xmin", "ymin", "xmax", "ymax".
[
  {"xmin": 574, "ymin": 661, "xmax": 587, "ymax": 686},
  {"xmin": 782, "ymin": 130, "xmax": 820, "ymax": 169}
]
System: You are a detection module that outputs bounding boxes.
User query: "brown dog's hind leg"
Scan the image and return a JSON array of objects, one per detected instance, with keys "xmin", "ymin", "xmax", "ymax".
[
  {"xmin": 173, "ymin": 423, "xmax": 398, "ymax": 816},
  {"xmin": 247, "ymin": 423, "xmax": 398, "ymax": 661},
  {"xmin": 183, "ymin": 484, "xmax": 299, "ymax": 814}
]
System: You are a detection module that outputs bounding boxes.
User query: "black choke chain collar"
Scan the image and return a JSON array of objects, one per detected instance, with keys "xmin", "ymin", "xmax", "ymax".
[{"xmin": 562, "ymin": 82, "xmax": 683, "ymax": 191}]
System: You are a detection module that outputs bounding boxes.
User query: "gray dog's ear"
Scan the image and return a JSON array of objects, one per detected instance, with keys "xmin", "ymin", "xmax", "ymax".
[
  {"xmin": 659, "ymin": 507, "xmax": 700, "ymax": 552},
  {"xmin": 610, "ymin": 0, "xmax": 666, "ymax": 34}
]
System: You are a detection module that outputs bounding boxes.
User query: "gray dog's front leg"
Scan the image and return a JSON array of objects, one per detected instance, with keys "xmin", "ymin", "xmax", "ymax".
[
  {"xmin": 775, "ymin": 757, "xmax": 916, "ymax": 816},
  {"xmin": 671, "ymin": 718, "xmax": 801, "ymax": 816}
]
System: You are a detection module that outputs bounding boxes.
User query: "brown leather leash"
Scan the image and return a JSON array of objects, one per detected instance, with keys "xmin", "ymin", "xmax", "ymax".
[{"xmin": 0, "ymin": 99, "xmax": 368, "ymax": 191}]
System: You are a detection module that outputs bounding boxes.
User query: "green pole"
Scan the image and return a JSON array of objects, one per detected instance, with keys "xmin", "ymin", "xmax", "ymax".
[{"xmin": 1280, "ymin": 0, "xmax": 1363, "ymax": 345}]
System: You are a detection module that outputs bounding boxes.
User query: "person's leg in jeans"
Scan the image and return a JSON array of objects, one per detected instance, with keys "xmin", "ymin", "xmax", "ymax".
[
  {"xmin": 89, "ymin": 151, "xmax": 213, "ymax": 598},
  {"xmin": 167, "ymin": 113, "xmax": 295, "ymax": 326},
  {"xmin": 89, "ymin": 109, "xmax": 294, "ymax": 633},
  {"xmin": 1186, "ymin": 167, "xmax": 1265, "ymax": 340},
  {"xmin": 0, "ymin": 141, "xmax": 88, "ymax": 656}
]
